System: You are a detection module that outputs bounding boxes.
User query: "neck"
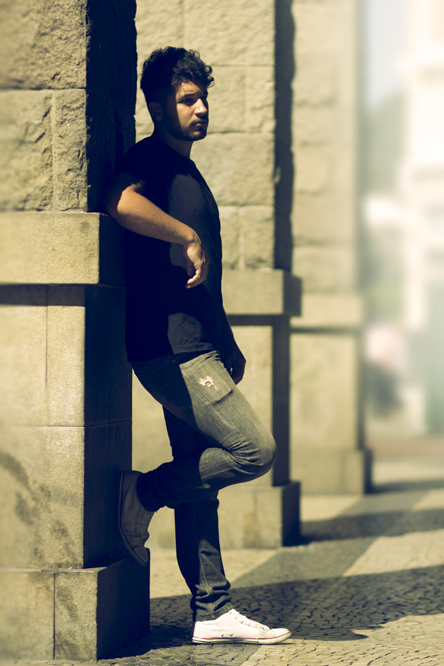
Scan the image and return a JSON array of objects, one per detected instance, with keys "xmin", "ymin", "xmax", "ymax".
[{"xmin": 152, "ymin": 127, "xmax": 193, "ymax": 158}]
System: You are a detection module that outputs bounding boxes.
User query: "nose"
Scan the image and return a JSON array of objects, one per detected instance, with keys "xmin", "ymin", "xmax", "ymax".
[{"xmin": 195, "ymin": 98, "xmax": 208, "ymax": 116}]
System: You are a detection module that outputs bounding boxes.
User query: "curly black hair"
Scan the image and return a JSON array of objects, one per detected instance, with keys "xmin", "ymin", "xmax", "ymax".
[{"xmin": 140, "ymin": 46, "xmax": 214, "ymax": 106}]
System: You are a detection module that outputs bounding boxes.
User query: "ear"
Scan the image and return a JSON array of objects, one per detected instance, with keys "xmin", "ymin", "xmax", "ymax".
[{"xmin": 148, "ymin": 101, "xmax": 163, "ymax": 123}]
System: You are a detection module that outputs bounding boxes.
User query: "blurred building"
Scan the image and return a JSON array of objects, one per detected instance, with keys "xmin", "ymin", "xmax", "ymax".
[
  {"xmin": 363, "ymin": 0, "xmax": 444, "ymax": 435},
  {"xmin": 401, "ymin": 0, "xmax": 444, "ymax": 432}
]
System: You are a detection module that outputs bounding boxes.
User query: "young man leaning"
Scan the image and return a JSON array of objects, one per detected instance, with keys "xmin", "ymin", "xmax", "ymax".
[{"xmin": 104, "ymin": 46, "xmax": 291, "ymax": 646}]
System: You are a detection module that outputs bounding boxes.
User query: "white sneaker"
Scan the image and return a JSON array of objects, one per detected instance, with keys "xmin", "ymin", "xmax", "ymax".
[{"xmin": 192, "ymin": 608, "xmax": 291, "ymax": 644}]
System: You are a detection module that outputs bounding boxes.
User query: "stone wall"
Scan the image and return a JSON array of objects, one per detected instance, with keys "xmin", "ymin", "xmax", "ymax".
[
  {"xmin": 0, "ymin": 0, "xmax": 151, "ymax": 659},
  {"xmin": 290, "ymin": 0, "xmax": 371, "ymax": 493}
]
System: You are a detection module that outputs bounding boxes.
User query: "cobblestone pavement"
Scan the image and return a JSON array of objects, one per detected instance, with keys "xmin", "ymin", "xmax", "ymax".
[{"xmin": 5, "ymin": 456, "xmax": 444, "ymax": 666}]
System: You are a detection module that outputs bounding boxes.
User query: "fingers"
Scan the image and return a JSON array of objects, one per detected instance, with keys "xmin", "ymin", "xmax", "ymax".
[
  {"xmin": 183, "ymin": 240, "xmax": 209, "ymax": 288},
  {"xmin": 230, "ymin": 358, "xmax": 246, "ymax": 384}
]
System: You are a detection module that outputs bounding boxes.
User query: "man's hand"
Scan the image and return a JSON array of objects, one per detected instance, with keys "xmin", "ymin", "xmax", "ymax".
[
  {"xmin": 183, "ymin": 239, "xmax": 210, "ymax": 288},
  {"xmin": 224, "ymin": 344, "xmax": 246, "ymax": 384}
]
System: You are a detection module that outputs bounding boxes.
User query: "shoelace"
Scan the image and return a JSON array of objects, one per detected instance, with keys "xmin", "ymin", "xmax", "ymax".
[{"xmin": 229, "ymin": 610, "xmax": 269, "ymax": 630}]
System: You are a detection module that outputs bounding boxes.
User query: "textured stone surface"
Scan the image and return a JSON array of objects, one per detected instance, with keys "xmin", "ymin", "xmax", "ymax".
[
  {"xmin": 47, "ymin": 305, "xmax": 86, "ymax": 426},
  {"xmin": 0, "ymin": 569, "xmax": 54, "ymax": 660},
  {"xmin": 0, "ymin": 213, "xmax": 98, "ymax": 283},
  {"xmin": 0, "ymin": 425, "xmax": 84, "ymax": 569},
  {"xmin": 246, "ymin": 66, "xmax": 275, "ymax": 133},
  {"xmin": 293, "ymin": 448, "xmax": 371, "ymax": 495},
  {"xmin": 184, "ymin": 0, "xmax": 274, "ymax": 66},
  {"xmin": 207, "ymin": 67, "xmax": 246, "ymax": 133},
  {"xmin": 193, "ymin": 134, "xmax": 274, "ymax": 206},
  {"xmin": 219, "ymin": 206, "xmax": 275, "ymax": 269},
  {"xmin": 54, "ymin": 558, "xmax": 150, "ymax": 660},
  {"xmin": 241, "ymin": 206, "xmax": 275, "ymax": 268},
  {"xmin": 219, "ymin": 483, "xmax": 300, "ymax": 548},
  {"xmin": 222, "ymin": 269, "xmax": 302, "ymax": 315},
  {"xmin": 292, "ymin": 292, "xmax": 363, "ymax": 327},
  {"xmin": 292, "ymin": 0, "xmax": 358, "ymax": 288},
  {"xmin": 293, "ymin": 245, "xmax": 356, "ymax": 291},
  {"xmin": 0, "ymin": 0, "xmax": 87, "ymax": 90},
  {"xmin": 0, "ymin": 300, "xmax": 47, "ymax": 427},
  {"xmin": 295, "ymin": 107, "xmax": 333, "ymax": 145},
  {"xmin": 290, "ymin": 333, "xmax": 358, "ymax": 452},
  {"xmin": 0, "ymin": 91, "xmax": 53, "ymax": 211},
  {"xmin": 292, "ymin": 192, "xmax": 354, "ymax": 243},
  {"xmin": 294, "ymin": 53, "xmax": 336, "ymax": 106},
  {"xmin": 0, "ymin": 213, "xmax": 125, "ymax": 285},
  {"xmin": 230, "ymin": 325, "xmax": 273, "ymax": 432},
  {"xmin": 53, "ymin": 90, "xmax": 88, "ymax": 211}
]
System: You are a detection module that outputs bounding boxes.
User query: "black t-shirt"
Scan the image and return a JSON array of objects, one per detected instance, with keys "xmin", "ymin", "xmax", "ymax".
[{"xmin": 115, "ymin": 136, "xmax": 224, "ymax": 362}]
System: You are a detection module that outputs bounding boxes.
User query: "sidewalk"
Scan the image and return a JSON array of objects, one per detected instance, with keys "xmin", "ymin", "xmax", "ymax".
[{"xmin": 4, "ymin": 448, "xmax": 444, "ymax": 666}]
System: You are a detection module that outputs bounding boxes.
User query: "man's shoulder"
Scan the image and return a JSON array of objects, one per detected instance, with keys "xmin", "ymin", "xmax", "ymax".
[{"xmin": 115, "ymin": 136, "xmax": 175, "ymax": 186}]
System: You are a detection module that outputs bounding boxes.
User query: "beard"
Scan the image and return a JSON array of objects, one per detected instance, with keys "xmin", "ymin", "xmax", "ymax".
[{"xmin": 163, "ymin": 116, "xmax": 208, "ymax": 142}]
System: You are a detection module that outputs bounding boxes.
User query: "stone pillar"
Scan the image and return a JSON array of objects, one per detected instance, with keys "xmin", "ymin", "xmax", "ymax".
[
  {"xmin": 0, "ymin": 1, "xmax": 149, "ymax": 660},
  {"xmin": 289, "ymin": 0, "xmax": 371, "ymax": 493},
  {"xmin": 132, "ymin": 0, "xmax": 301, "ymax": 548}
]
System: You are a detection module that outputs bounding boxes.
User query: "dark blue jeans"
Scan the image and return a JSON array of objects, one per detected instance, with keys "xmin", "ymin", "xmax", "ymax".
[{"xmin": 132, "ymin": 350, "xmax": 277, "ymax": 620}]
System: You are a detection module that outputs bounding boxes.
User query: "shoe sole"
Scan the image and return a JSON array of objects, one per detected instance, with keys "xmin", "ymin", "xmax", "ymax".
[
  {"xmin": 192, "ymin": 630, "xmax": 291, "ymax": 645},
  {"xmin": 117, "ymin": 471, "xmax": 148, "ymax": 567}
]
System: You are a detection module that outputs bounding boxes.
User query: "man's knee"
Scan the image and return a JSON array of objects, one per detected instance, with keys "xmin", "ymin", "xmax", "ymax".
[{"xmin": 250, "ymin": 430, "xmax": 277, "ymax": 478}]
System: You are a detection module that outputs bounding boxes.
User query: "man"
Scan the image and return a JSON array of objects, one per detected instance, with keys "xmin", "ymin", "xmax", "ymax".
[{"xmin": 104, "ymin": 46, "xmax": 290, "ymax": 645}]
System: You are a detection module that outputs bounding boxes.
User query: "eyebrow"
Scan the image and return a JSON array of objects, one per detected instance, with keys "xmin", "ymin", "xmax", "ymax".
[{"xmin": 177, "ymin": 90, "xmax": 208, "ymax": 101}]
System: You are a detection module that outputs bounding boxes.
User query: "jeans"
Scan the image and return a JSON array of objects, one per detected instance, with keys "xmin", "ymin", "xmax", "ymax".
[{"xmin": 132, "ymin": 350, "xmax": 277, "ymax": 620}]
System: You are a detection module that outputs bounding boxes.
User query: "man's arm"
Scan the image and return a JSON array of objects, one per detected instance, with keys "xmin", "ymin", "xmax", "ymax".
[
  {"xmin": 103, "ymin": 172, "xmax": 209, "ymax": 288},
  {"xmin": 219, "ymin": 310, "xmax": 246, "ymax": 384}
]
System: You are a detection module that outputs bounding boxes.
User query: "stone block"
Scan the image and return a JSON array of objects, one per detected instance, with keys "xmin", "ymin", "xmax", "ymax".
[
  {"xmin": 223, "ymin": 269, "xmax": 302, "ymax": 315},
  {"xmin": 295, "ymin": 146, "xmax": 332, "ymax": 194},
  {"xmin": 294, "ymin": 53, "xmax": 335, "ymax": 106},
  {"xmin": 291, "ymin": 292, "xmax": 363, "ymax": 328},
  {"xmin": 132, "ymin": 373, "xmax": 171, "ymax": 473},
  {"xmin": 293, "ymin": 3, "xmax": 338, "ymax": 55},
  {"xmin": 293, "ymin": 245, "xmax": 356, "ymax": 291},
  {"xmin": 0, "ymin": 426, "xmax": 84, "ymax": 569},
  {"xmin": 54, "ymin": 557, "xmax": 150, "ymax": 660},
  {"xmin": 246, "ymin": 66, "xmax": 275, "ymax": 133},
  {"xmin": 136, "ymin": 0, "xmax": 183, "ymax": 56},
  {"xmin": 53, "ymin": 90, "xmax": 88, "ymax": 211},
  {"xmin": 185, "ymin": 0, "xmax": 274, "ymax": 66},
  {"xmin": 220, "ymin": 206, "xmax": 275, "ymax": 269},
  {"xmin": 219, "ymin": 207, "xmax": 241, "ymax": 268},
  {"xmin": 292, "ymin": 448, "xmax": 372, "ymax": 495},
  {"xmin": 193, "ymin": 134, "xmax": 274, "ymax": 206},
  {"xmin": 0, "ymin": 300, "xmax": 47, "ymax": 427},
  {"xmin": 242, "ymin": 206, "xmax": 275, "ymax": 268},
  {"xmin": 47, "ymin": 303, "xmax": 86, "ymax": 426},
  {"xmin": 0, "ymin": 91, "xmax": 53, "ymax": 211},
  {"xmin": 0, "ymin": 213, "xmax": 124, "ymax": 286},
  {"xmin": 219, "ymin": 482, "xmax": 300, "ymax": 548},
  {"xmin": 208, "ymin": 67, "xmax": 246, "ymax": 133},
  {"xmin": 0, "ymin": 0, "xmax": 87, "ymax": 90},
  {"xmin": 231, "ymin": 325, "xmax": 273, "ymax": 433},
  {"xmin": 0, "ymin": 213, "xmax": 100, "ymax": 284},
  {"xmin": 292, "ymin": 193, "xmax": 354, "ymax": 243},
  {"xmin": 294, "ymin": 107, "xmax": 333, "ymax": 145},
  {"xmin": 0, "ymin": 569, "xmax": 54, "ymax": 659},
  {"xmin": 290, "ymin": 333, "xmax": 358, "ymax": 453}
]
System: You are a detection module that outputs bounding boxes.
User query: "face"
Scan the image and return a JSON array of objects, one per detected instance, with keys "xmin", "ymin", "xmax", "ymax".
[{"xmin": 162, "ymin": 80, "xmax": 209, "ymax": 142}]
